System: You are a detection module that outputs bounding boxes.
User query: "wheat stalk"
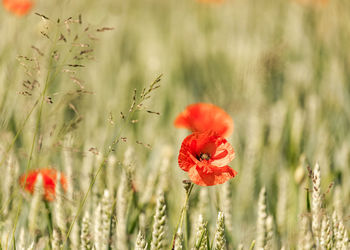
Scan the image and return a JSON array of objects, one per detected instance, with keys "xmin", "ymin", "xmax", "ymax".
[
  {"xmin": 150, "ymin": 191, "xmax": 167, "ymax": 250},
  {"xmin": 80, "ymin": 211, "xmax": 92, "ymax": 250},
  {"xmin": 214, "ymin": 211, "xmax": 226, "ymax": 250},
  {"xmin": 256, "ymin": 187, "xmax": 268, "ymax": 249},
  {"xmin": 135, "ymin": 231, "xmax": 148, "ymax": 250},
  {"xmin": 312, "ymin": 163, "xmax": 322, "ymax": 245},
  {"xmin": 192, "ymin": 214, "xmax": 208, "ymax": 250}
]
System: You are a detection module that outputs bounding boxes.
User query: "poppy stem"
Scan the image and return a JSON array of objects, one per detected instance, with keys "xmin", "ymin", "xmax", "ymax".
[
  {"xmin": 44, "ymin": 200, "xmax": 53, "ymax": 248},
  {"xmin": 171, "ymin": 183, "xmax": 194, "ymax": 249}
]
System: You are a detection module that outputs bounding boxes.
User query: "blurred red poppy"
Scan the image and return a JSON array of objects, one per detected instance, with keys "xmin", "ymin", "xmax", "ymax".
[
  {"xmin": 174, "ymin": 103, "xmax": 234, "ymax": 138},
  {"xmin": 2, "ymin": 0, "xmax": 33, "ymax": 16},
  {"xmin": 293, "ymin": 0, "xmax": 329, "ymax": 6},
  {"xmin": 178, "ymin": 131, "xmax": 236, "ymax": 186},
  {"xmin": 19, "ymin": 168, "xmax": 67, "ymax": 201}
]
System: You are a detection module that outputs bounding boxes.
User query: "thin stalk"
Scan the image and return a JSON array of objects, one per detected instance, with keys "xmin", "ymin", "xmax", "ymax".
[
  {"xmin": 249, "ymin": 240, "xmax": 256, "ymax": 250},
  {"xmin": 62, "ymin": 78, "xmax": 161, "ymax": 247},
  {"xmin": 45, "ymin": 201, "xmax": 54, "ymax": 249},
  {"xmin": 171, "ymin": 183, "xmax": 194, "ymax": 249},
  {"xmin": 0, "ymin": 100, "xmax": 39, "ymax": 168},
  {"xmin": 8, "ymin": 29, "xmax": 59, "ymax": 249},
  {"xmin": 4, "ymin": 16, "xmax": 95, "ymax": 250},
  {"xmin": 0, "ymin": 16, "xmax": 90, "ymax": 168}
]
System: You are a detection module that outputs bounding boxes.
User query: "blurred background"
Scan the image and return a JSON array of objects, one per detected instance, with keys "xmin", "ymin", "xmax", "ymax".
[{"xmin": 0, "ymin": 0, "xmax": 349, "ymax": 249}]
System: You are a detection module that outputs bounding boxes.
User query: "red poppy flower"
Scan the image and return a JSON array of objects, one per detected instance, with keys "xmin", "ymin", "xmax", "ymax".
[
  {"xmin": 174, "ymin": 103, "xmax": 233, "ymax": 138},
  {"xmin": 19, "ymin": 168, "xmax": 68, "ymax": 201},
  {"xmin": 178, "ymin": 131, "xmax": 237, "ymax": 186},
  {"xmin": 2, "ymin": 0, "xmax": 33, "ymax": 16},
  {"xmin": 293, "ymin": 0, "xmax": 329, "ymax": 6}
]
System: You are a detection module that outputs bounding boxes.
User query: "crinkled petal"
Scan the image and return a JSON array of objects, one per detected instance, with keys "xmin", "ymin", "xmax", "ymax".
[
  {"xmin": 211, "ymin": 138, "xmax": 235, "ymax": 167},
  {"xmin": 188, "ymin": 164, "xmax": 237, "ymax": 186},
  {"xmin": 178, "ymin": 138, "xmax": 197, "ymax": 172},
  {"xmin": 178, "ymin": 131, "xmax": 218, "ymax": 171},
  {"xmin": 191, "ymin": 131, "xmax": 235, "ymax": 167},
  {"xmin": 189, "ymin": 130, "xmax": 222, "ymax": 155},
  {"xmin": 178, "ymin": 131, "xmax": 235, "ymax": 173}
]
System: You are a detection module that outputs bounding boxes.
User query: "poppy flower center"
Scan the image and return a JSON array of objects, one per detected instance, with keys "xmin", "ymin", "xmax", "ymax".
[{"xmin": 199, "ymin": 153, "xmax": 210, "ymax": 161}]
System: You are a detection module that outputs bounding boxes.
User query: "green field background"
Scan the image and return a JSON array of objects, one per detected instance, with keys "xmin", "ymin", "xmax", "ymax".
[{"xmin": 0, "ymin": 0, "xmax": 349, "ymax": 249}]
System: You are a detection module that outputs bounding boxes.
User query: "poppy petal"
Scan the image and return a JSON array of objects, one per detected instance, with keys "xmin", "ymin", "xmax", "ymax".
[
  {"xmin": 174, "ymin": 103, "xmax": 234, "ymax": 138},
  {"xmin": 178, "ymin": 131, "xmax": 237, "ymax": 186},
  {"xmin": 2, "ymin": 0, "xmax": 33, "ymax": 16},
  {"xmin": 179, "ymin": 138, "xmax": 197, "ymax": 172},
  {"xmin": 19, "ymin": 168, "xmax": 68, "ymax": 201},
  {"xmin": 188, "ymin": 165, "xmax": 237, "ymax": 186},
  {"xmin": 19, "ymin": 170, "xmax": 39, "ymax": 193},
  {"xmin": 174, "ymin": 110, "xmax": 191, "ymax": 128},
  {"xmin": 211, "ymin": 139, "xmax": 235, "ymax": 167}
]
